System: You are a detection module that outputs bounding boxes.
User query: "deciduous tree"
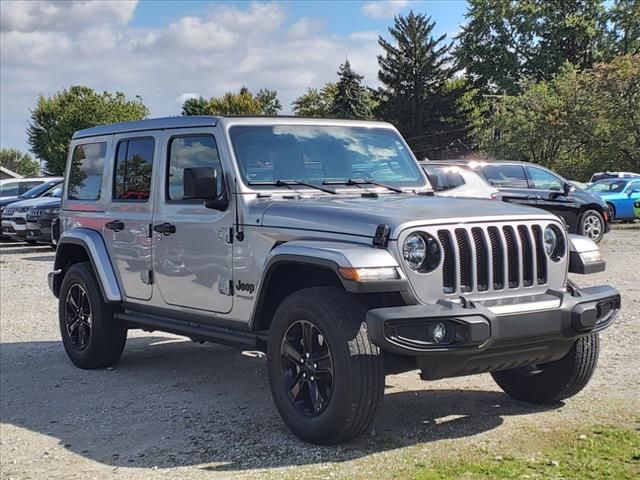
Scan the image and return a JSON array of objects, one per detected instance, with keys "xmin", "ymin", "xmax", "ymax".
[
  {"xmin": 0, "ymin": 148, "xmax": 40, "ymax": 176},
  {"xmin": 27, "ymin": 86, "xmax": 148, "ymax": 175}
]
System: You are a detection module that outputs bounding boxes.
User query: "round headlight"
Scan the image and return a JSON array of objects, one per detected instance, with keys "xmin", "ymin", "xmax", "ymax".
[
  {"xmin": 403, "ymin": 233, "xmax": 426, "ymax": 270},
  {"xmin": 543, "ymin": 225, "xmax": 565, "ymax": 261},
  {"xmin": 403, "ymin": 232, "xmax": 441, "ymax": 272}
]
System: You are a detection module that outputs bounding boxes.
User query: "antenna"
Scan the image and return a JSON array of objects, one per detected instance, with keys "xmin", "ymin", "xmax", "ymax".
[{"xmin": 234, "ymin": 177, "xmax": 244, "ymax": 241}]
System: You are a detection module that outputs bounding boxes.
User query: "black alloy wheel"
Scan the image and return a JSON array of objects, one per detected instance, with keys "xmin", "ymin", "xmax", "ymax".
[
  {"xmin": 280, "ymin": 319, "xmax": 334, "ymax": 416},
  {"xmin": 64, "ymin": 284, "xmax": 92, "ymax": 351}
]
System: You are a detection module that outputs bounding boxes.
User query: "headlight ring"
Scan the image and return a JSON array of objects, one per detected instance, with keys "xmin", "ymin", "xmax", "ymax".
[
  {"xmin": 403, "ymin": 232, "xmax": 441, "ymax": 272},
  {"xmin": 543, "ymin": 225, "xmax": 565, "ymax": 262}
]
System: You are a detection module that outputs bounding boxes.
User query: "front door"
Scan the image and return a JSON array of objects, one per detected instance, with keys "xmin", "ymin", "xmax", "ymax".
[
  {"xmin": 479, "ymin": 164, "xmax": 538, "ymax": 208},
  {"xmin": 152, "ymin": 131, "xmax": 234, "ymax": 314},
  {"xmin": 525, "ymin": 165, "xmax": 580, "ymax": 229},
  {"xmin": 103, "ymin": 135, "xmax": 156, "ymax": 300}
]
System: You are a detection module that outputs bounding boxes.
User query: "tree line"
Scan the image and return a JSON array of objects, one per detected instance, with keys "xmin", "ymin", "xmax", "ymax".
[{"xmin": 22, "ymin": 0, "xmax": 639, "ymax": 180}]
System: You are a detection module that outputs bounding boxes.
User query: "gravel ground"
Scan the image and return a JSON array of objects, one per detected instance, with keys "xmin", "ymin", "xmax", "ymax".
[{"xmin": 1, "ymin": 226, "xmax": 638, "ymax": 480}]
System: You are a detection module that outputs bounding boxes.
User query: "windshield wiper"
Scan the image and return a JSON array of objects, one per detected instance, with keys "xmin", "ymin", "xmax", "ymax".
[
  {"xmin": 249, "ymin": 179, "xmax": 337, "ymax": 194},
  {"xmin": 323, "ymin": 178, "xmax": 404, "ymax": 193}
]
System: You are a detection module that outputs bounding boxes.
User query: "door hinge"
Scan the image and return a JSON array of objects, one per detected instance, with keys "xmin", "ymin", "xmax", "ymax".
[
  {"xmin": 141, "ymin": 270, "xmax": 153, "ymax": 285},
  {"xmin": 218, "ymin": 278, "xmax": 233, "ymax": 296},
  {"xmin": 218, "ymin": 227, "xmax": 234, "ymax": 244}
]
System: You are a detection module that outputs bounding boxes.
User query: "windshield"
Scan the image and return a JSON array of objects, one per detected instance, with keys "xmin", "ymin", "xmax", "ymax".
[
  {"xmin": 588, "ymin": 180, "xmax": 627, "ymax": 193},
  {"xmin": 230, "ymin": 125, "xmax": 427, "ymax": 190},
  {"xmin": 19, "ymin": 181, "xmax": 60, "ymax": 199},
  {"xmin": 423, "ymin": 165, "xmax": 466, "ymax": 192},
  {"xmin": 41, "ymin": 185, "xmax": 63, "ymax": 198}
]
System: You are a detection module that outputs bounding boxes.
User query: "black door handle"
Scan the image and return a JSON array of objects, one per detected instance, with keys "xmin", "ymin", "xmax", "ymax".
[
  {"xmin": 105, "ymin": 220, "xmax": 124, "ymax": 232},
  {"xmin": 153, "ymin": 223, "xmax": 176, "ymax": 235}
]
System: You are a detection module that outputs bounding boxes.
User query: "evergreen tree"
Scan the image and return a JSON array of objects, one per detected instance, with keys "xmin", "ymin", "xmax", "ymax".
[
  {"xmin": 256, "ymin": 89, "xmax": 282, "ymax": 115},
  {"xmin": 181, "ymin": 96, "xmax": 210, "ymax": 116},
  {"xmin": 330, "ymin": 60, "xmax": 372, "ymax": 120},
  {"xmin": 377, "ymin": 11, "xmax": 463, "ymax": 159}
]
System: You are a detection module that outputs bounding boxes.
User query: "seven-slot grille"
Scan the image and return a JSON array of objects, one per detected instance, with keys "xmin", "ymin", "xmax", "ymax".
[
  {"xmin": 437, "ymin": 224, "xmax": 547, "ymax": 294},
  {"xmin": 27, "ymin": 208, "xmax": 44, "ymax": 219}
]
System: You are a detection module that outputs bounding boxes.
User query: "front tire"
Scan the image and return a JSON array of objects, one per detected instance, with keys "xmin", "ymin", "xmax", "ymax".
[
  {"xmin": 579, "ymin": 210, "xmax": 605, "ymax": 243},
  {"xmin": 267, "ymin": 287, "xmax": 384, "ymax": 444},
  {"xmin": 59, "ymin": 262, "xmax": 127, "ymax": 369},
  {"xmin": 492, "ymin": 334, "xmax": 599, "ymax": 404}
]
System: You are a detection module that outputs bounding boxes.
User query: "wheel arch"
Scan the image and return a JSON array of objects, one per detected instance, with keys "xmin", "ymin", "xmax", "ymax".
[
  {"xmin": 51, "ymin": 228, "xmax": 121, "ymax": 302},
  {"xmin": 249, "ymin": 241, "xmax": 407, "ymax": 332}
]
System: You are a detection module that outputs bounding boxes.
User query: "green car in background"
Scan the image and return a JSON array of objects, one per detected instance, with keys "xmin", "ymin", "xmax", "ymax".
[{"xmin": 634, "ymin": 200, "xmax": 640, "ymax": 218}]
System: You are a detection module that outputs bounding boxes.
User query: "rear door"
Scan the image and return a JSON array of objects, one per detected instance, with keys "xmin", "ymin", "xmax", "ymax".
[
  {"xmin": 103, "ymin": 135, "xmax": 157, "ymax": 301},
  {"xmin": 478, "ymin": 164, "xmax": 537, "ymax": 207},
  {"xmin": 152, "ymin": 130, "xmax": 234, "ymax": 314}
]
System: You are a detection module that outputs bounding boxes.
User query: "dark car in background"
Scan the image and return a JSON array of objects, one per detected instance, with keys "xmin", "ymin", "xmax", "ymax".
[
  {"xmin": 449, "ymin": 160, "xmax": 611, "ymax": 243},
  {"xmin": 26, "ymin": 196, "xmax": 61, "ymax": 247},
  {"xmin": 0, "ymin": 177, "xmax": 63, "ymax": 217}
]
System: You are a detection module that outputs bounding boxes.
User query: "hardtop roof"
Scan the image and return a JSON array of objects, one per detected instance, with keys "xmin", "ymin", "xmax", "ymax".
[{"xmin": 72, "ymin": 116, "xmax": 395, "ymax": 140}]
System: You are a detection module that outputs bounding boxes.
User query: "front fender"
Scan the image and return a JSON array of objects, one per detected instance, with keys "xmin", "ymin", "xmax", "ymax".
[
  {"xmin": 263, "ymin": 240, "xmax": 408, "ymax": 294},
  {"xmin": 52, "ymin": 228, "xmax": 122, "ymax": 302}
]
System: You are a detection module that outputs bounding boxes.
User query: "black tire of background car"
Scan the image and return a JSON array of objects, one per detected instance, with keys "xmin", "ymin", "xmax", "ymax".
[
  {"xmin": 59, "ymin": 262, "xmax": 127, "ymax": 369},
  {"xmin": 267, "ymin": 287, "xmax": 384, "ymax": 444},
  {"xmin": 491, "ymin": 333, "xmax": 599, "ymax": 403},
  {"xmin": 578, "ymin": 209, "xmax": 605, "ymax": 243}
]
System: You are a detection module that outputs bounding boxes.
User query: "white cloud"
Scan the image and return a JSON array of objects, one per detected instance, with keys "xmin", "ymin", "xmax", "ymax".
[
  {"xmin": 0, "ymin": 1, "xmax": 384, "ymax": 153},
  {"xmin": 361, "ymin": 0, "xmax": 409, "ymax": 19},
  {"xmin": 176, "ymin": 93, "xmax": 201, "ymax": 105},
  {"xmin": 0, "ymin": 0, "xmax": 138, "ymax": 33}
]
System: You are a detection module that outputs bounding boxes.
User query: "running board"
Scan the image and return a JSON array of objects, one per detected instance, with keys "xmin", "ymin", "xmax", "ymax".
[{"xmin": 115, "ymin": 311, "xmax": 267, "ymax": 351}]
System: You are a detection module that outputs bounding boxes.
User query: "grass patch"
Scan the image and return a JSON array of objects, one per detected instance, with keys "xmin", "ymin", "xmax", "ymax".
[{"xmin": 411, "ymin": 425, "xmax": 639, "ymax": 480}]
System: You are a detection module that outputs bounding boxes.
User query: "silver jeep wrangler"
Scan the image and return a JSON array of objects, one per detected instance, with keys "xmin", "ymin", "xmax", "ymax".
[{"xmin": 49, "ymin": 117, "xmax": 620, "ymax": 444}]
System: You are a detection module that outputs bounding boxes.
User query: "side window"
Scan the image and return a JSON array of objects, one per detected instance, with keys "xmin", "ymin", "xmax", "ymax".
[
  {"xmin": 113, "ymin": 138, "xmax": 154, "ymax": 201},
  {"xmin": 482, "ymin": 165, "xmax": 528, "ymax": 188},
  {"xmin": 68, "ymin": 142, "xmax": 107, "ymax": 200},
  {"xmin": 627, "ymin": 181, "xmax": 640, "ymax": 192},
  {"xmin": 526, "ymin": 167, "xmax": 564, "ymax": 191},
  {"xmin": 0, "ymin": 182, "xmax": 19, "ymax": 197},
  {"xmin": 19, "ymin": 181, "xmax": 43, "ymax": 194},
  {"xmin": 167, "ymin": 135, "xmax": 222, "ymax": 201}
]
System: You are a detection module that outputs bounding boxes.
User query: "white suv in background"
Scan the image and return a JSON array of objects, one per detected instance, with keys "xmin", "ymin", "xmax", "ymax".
[{"xmin": 421, "ymin": 161, "xmax": 500, "ymax": 200}]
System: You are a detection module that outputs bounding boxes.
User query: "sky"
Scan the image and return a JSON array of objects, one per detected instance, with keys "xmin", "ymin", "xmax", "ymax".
[{"xmin": 0, "ymin": 0, "xmax": 469, "ymax": 155}]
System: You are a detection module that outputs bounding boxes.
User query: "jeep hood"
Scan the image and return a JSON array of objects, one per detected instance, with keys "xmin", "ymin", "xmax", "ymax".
[{"xmin": 260, "ymin": 194, "xmax": 556, "ymax": 239}]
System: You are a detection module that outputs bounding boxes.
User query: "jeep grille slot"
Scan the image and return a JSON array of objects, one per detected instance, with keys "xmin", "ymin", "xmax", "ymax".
[
  {"xmin": 503, "ymin": 226, "xmax": 519, "ymax": 288},
  {"xmin": 487, "ymin": 226, "xmax": 504, "ymax": 290},
  {"xmin": 435, "ymin": 223, "xmax": 549, "ymax": 295},
  {"xmin": 438, "ymin": 230, "xmax": 456, "ymax": 294},
  {"xmin": 471, "ymin": 227, "xmax": 489, "ymax": 291},
  {"xmin": 455, "ymin": 228, "xmax": 473, "ymax": 293},
  {"xmin": 517, "ymin": 225, "xmax": 534, "ymax": 287},
  {"xmin": 532, "ymin": 225, "xmax": 547, "ymax": 285}
]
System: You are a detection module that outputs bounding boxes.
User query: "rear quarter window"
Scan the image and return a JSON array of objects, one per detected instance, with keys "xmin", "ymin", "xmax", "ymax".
[
  {"xmin": 481, "ymin": 165, "xmax": 528, "ymax": 188},
  {"xmin": 68, "ymin": 142, "xmax": 107, "ymax": 200},
  {"xmin": 424, "ymin": 166, "xmax": 465, "ymax": 191}
]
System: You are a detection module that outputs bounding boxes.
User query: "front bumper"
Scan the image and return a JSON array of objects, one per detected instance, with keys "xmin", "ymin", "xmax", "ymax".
[
  {"xmin": 26, "ymin": 219, "xmax": 53, "ymax": 243},
  {"xmin": 366, "ymin": 283, "xmax": 620, "ymax": 379},
  {"xmin": 1, "ymin": 219, "xmax": 26, "ymax": 238}
]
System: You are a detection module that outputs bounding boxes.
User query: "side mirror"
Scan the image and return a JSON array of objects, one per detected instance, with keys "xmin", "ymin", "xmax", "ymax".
[
  {"xmin": 563, "ymin": 182, "xmax": 572, "ymax": 196},
  {"xmin": 183, "ymin": 167, "xmax": 228, "ymax": 210},
  {"xmin": 183, "ymin": 167, "xmax": 218, "ymax": 200},
  {"xmin": 627, "ymin": 188, "xmax": 639, "ymax": 196}
]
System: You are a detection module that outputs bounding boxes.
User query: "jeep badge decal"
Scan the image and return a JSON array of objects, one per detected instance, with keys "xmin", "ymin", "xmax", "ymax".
[{"xmin": 236, "ymin": 280, "xmax": 255, "ymax": 295}]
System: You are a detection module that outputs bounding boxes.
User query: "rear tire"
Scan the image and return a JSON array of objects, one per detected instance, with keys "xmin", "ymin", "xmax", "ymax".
[
  {"xmin": 492, "ymin": 334, "xmax": 599, "ymax": 404},
  {"xmin": 579, "ymin": 210, "xmax": 604, "ymax": 243},
  {"xmin": 59, "ymin": 262, "xmax": 127, "ymax": 369},
  {"xmin": 267, "ymin": 287, "xmax": 384, "ymax": 444}
]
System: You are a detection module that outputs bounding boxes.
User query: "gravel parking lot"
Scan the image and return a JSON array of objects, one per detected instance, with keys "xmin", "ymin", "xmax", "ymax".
[{"xmin": 1, "ymin": 226, "xmax": 639, "ymax": 480}]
